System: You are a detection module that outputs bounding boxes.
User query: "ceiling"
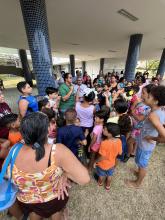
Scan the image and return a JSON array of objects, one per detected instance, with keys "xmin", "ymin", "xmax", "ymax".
[{"xmin": 0, "ymin": 0, "xmax": 165, "ymax": 61}]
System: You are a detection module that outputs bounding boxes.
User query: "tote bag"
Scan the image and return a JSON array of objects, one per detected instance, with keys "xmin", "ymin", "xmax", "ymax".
[{"xmin": 0, "ymin": 142, "xmax": 23, "ymax": 211}]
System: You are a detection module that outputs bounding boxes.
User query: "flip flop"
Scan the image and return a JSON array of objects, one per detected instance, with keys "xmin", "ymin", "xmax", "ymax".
[
  {"xmin": 105, "ymin": 185, "xmax": 111, "ymax": 190},
  {"xmin": 98, "ymin": 180, "xmax": 103, "ymax": 186}
]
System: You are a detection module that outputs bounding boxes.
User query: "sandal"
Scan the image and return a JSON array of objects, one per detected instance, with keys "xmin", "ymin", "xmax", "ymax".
[
  {"xmin": 105, "ymin": 185, "xmax": 111, "ymax": 190},
  {"xmin": 98, "ymin": 179, "xmax": 103, "ymax": 186}
]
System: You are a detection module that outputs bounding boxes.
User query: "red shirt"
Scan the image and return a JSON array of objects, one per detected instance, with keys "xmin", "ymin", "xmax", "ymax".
[{"xmin": 0, "ymin": 102, "xmax": 11, "ymax": 138}]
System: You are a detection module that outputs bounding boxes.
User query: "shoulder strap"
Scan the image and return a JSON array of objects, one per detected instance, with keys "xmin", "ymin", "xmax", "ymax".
[
  {"xmin": 0, "ymin": 142, "xmax": 23, "ymax": 183},
  {"xmin": 52, "ymin": 144, "xmax": 56, "ymax": 151},
  {"xmin": 10, "ymin": 143, "xmax": 24, "ymax": 179},
  {"xmin": 48, "ymin": 144, "xmax": 56, "ymax": 167}
]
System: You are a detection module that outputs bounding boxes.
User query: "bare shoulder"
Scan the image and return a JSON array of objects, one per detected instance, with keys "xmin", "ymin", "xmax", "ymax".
[
  {"xmin": 148, "ymin": 111, "xmax": 158, "ymax": 120},
  {"xmin": 54, "ymin": 143, "xmax": 69, "ymax": 159},
  {"xmin": 19, "ymin": 98, "xmax": 28, "ymax": 105}
]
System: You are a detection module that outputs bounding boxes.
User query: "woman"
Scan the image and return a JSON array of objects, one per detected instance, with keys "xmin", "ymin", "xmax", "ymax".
[
  {"xmin": 17, "ymin": 81, "xmax": 38, "ymax": 118},
  {"xmin": 110, "ymin": 75, "xmax": 118, "ymax": 93},
  {"xmin": 83, "ymin": 71, "xmax": 88, "ymax": 84},
  {"xmin": 85, "ymin": 75, "xmax": 92, "ymax": 88},
  {"xmin": 9, "ymin": 112, "xmax": 90, "ymax": 220},
  {"xmin": 117, "ymin": 77, "xmax": 125, "ymax": 90},
  {"xmin": 75, "ymin": 89, "xmax": 95, "ymax": 156},
  {"xmin": 0, "ymin": 90, "xmax": 12, "ymax": 139}
]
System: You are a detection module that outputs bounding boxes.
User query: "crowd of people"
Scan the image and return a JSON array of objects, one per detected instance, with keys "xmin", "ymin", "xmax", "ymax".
[{"xmin": 0, "ymin": 70, "xmax": 165, "ymax": 219}]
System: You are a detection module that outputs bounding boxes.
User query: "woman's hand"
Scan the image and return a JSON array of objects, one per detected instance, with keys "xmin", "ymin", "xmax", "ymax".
[
  {"xmin": 57, "ymin": 174, "xmax": 71, "ymax": 200},
  {"xmin": 144, "ymin": 135, "xmax": 156, "ymax": 143},
  {"xmin": 144, "ymin": 135, "xmax": 165, "ymax": 143}
]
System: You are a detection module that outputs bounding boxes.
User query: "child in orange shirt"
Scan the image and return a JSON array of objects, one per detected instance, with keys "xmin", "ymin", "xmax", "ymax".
[
  {"xmin": 2, "ymin": 113, "xmax": 22, "ymax": 147},
  {"xmin": 95, "ymin": 122, "xmax": 122, "ymax": 190}
]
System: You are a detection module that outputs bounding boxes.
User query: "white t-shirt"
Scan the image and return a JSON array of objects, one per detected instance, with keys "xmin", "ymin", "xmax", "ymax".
[{"xmin": 74, "ymin": 84, "xmax": 87, "ymax": 98}]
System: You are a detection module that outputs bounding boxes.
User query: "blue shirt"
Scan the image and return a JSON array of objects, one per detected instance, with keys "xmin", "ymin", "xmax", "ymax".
[
  {"xmin": 18, "ymin": 95, "xmax": 38, "ymax": 115},
  {"xmin": 57, "ymin": 125, "xmax": 85, "ymax": 156}
]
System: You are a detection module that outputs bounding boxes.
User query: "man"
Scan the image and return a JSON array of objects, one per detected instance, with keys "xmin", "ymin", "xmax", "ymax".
[
  {"xmin": 74, "ymin": 77, "xmax": 87, "ymax": 101},
  {"xmin": 59, "ymin": 73, "xmax": 75, "ymax": 115},
  {"xmin": 72, "ymin": 70, "xmax": 82, "ymax": 84}
]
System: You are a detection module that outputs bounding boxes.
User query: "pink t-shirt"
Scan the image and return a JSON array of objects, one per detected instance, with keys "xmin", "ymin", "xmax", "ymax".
[{"xmin": 91, "ymin": 125, "xmax": 103, "ymax": 152}]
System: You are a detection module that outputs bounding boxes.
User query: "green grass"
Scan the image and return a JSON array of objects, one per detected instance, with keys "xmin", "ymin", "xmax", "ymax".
[{"xmin": 0, "ymin": 74, "xmax": 36, "ymax": 88}]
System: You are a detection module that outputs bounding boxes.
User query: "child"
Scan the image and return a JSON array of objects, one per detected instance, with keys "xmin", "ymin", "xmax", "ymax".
[
  {"xmin": 57, "ymin": 109, "xmax": 87, "ymax": 158},
  {"xmin": 41, "ymin": 108, "xmax": 57, "ymax": 144},
  {"xmin": 17, "ymin": 81, "xmax": 38, "ymax": 118},
  {"xmin": 95, "ymin": 123, "xmax": 122, "ymax": 190},
  {"xmin": 107, "ymin": 98, "xmax": 128, "ymax": 124},
  {"xmin": 96, "ymin": 84, "xmax": 105, "ymax": 109},
  {"xmin": 125, "ymin": 84, "xmax": 154, "ymax": 162},
  {"xmin": 125, "ymin": 85, "xmax": 165, "ymax": 188},
  {"xmin": 45, "ymin": 87, "xmax": 61, "ymax": 113},
  {"xmin": 129, "ymin": 85, "xmax": 140, "ymax": 110},
  {"xmin": 108, "ymin": 98, "xmax": 132, "ymax": 162},
  {"xmin": 2, "ymin": 113, "xmax": 22, "ymax": 147},
  {"xmin": 38, "ymin": 98, "xmax": 51, "ymax": 111},
  {"xmin": 88, "ymin": 110, "xmax": 106, "ymax": 170}
]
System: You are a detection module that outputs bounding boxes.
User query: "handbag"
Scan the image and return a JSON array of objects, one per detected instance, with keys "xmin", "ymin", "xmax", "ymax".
[{"xmin": 0, "ymin": 142, "xmax": 23, "ymax": 211}]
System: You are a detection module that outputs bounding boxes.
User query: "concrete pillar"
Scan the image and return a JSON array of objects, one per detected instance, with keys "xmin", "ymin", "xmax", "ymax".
[
  {"xmin": 69, "ymin": 55, "xmax": 75, "ymax": 77},
  {"xmin": 82, "ymin": 61, "xmax": 86, "ymax": 75},
  {"xmin": 100, "ymin": 58, "xmax": 104, "ymax": 74},
  {"xmin": 157, "ymin": 48, "xmax": 165, "ymax": 79},
  {"xmin": 125, "ymin": 34, "xmax": 143, "ymax": 82},
  {"xmin": 67, "ymin": 64, "xmax": 70, "ymax": 73},
  {"xmin": 19, "ymin": 0, "xmax": 56, "ymax": 95},
  {"xmin": 18, "ymin": 49, "xmax": 33, "ymax": 86},
  {"xmin": 59, "ymin": 65, "xmax": 62, "ymax": 72}
]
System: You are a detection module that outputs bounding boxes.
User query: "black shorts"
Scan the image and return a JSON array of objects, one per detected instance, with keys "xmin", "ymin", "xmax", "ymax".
[{"xmin": 17, "ymin": 196, "xmax": 69, "ymax": 218}]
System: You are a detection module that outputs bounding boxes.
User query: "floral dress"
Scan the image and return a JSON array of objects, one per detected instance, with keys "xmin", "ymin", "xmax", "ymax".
[{"xmin": 131, "ymin": 102, "xmax": 150, "ymax": 138}]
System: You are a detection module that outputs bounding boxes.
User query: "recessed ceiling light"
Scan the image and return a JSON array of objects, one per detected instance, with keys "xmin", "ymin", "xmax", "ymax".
[
  {"xmin": 67, "ymin": 42, "xmax": 80, "ymax": 46},
  {"xmin": 117, "ymin": 9, "xmax": 139, "ymax": 21}
]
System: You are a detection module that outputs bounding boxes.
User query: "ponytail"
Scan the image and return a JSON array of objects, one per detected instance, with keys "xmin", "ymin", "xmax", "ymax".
[
  {"xmin": 32, "ymin": 142, "xmax": 45, "ymax": 162},
  {"xmin": 20, "ymin": 112, "xmax": 49, "ymax": 162}
]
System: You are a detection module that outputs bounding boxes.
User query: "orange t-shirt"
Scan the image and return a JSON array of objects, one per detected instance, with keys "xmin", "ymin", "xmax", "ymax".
[
  {"xmin": 8, "ymin": 131, "xmax": 22, "ymax": 147},
  {"xmin": 97, "ymin": 138, "xmax": 122, "ymax": 170}
]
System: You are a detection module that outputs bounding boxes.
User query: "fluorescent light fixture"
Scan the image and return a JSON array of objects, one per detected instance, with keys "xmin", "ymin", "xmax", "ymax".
[
  {"xmin": 66, "ymin": 42, "xmax": 80, "ymax": 46},
  {"xmin": 117, "ymin": 9, "xmax": 139, "ymax": 21},
  {"xmin": 108, "ymin": 50, "xmax": 118, "ymax": 53}
]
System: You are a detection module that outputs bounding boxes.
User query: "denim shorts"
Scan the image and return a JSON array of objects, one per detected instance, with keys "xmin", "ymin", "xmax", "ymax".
[
  {"xmin": 135, "ymin": 147, "xmax": 152, "ymax": 168},
  {"xmin": 96, "ymin": 166, "xmax": 114, "ymax": 176}
]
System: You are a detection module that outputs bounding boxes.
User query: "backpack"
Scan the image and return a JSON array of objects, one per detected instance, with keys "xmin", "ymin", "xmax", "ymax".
[{"xmin": 0, "ymin": 142, "xmax": 23, "ymax": 211}]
